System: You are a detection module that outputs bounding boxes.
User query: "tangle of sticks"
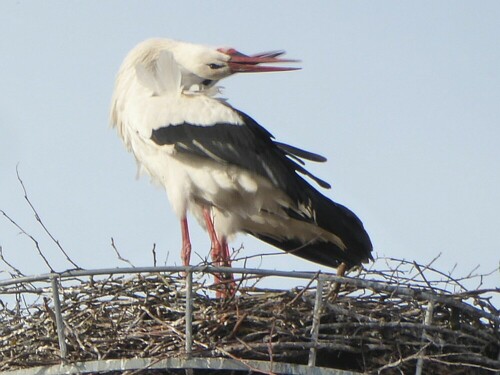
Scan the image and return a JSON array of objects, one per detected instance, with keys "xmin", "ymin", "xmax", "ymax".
[{"xmin": 0, "ymin": 258, "xmax": 498, "ymax": 374}]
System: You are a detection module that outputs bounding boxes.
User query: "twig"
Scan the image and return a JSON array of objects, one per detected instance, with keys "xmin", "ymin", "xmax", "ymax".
[
  {"xmin": 413, "ymin": 261, "xmax": 434, "ymax": 291},
  {"xmin": 110, "ymin": 238, "xmax": 135, "ymax": 267},
  {"xmin": 151, "ymin": 243, "xmax": 157, "ymax": 267},
  {"xmin": 229, "ymin": 312, "xmax": 248, "ymax": 338},
  {"xmin": 267, "ymin": 319, "xmax": 276, "ymax": 369},
  {"xmin": 0, "ymin": 209, "xmax": 54, "ymax": 272},
  {"xmin": 287, "ymin": 271, "xmax": 320, "ymax": 306},
  {"xmin": 15, "ymin": 167, "xmax": 80, "ymax": 269},
  {"xmin": 0, "ymin": 246, "xmax": 25, "ymax": 276},
  {"xmin": 409, "ymin": 253, "xmax": 441, "ymax": 284},
  {"xmin": 215, "ymin": 346, "xmax": 278, "ymax": 375},
  {"xmin": 377, "ymin": 343, "xmax": 432, "ymax": 373}
]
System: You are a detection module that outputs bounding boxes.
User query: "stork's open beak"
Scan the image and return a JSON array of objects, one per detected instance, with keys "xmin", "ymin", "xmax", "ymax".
[{"xmin": 219, "ymin": 48, "xmax": 300, "ymax": 73}]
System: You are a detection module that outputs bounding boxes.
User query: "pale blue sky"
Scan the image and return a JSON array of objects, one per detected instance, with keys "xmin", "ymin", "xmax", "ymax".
[{"xmin": 0, "ymin": 2, "xmax": 498, "ymax": 297}]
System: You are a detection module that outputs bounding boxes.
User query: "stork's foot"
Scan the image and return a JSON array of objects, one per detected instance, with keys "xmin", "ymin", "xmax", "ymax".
[
  {"xmin": 212, "ymin": 240, "xmax": 236, "ymax": 299},
  {"xmin": 203, "ymin": 208, "xmax": 236, "ymax": 298},
  {"xmin": 216, "ymin": 238, "xmax": 236, "ymax": 298},
  {"xmin": 328, "ymin": 262, "xmax": 348, "ymax": 301}
]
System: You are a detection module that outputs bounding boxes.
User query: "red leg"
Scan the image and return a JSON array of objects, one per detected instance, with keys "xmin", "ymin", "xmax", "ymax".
[
  {"xmin": 203, "ymin": 208, "xmax": 222, "ymax": 267},
  {"xmin": 180, "ymin": 217, "xmax": 192, "ymax": 266},
  {"xmin": 220, "ymin": 237, "xmax": 236, "ymax": 294},
  {"xmin": 220, "ymin": 237, "xmax": 232, "ymax": 268},
  {"xmin": 202, "ymin": 208, "xmax": 235, "ymax": 298},
  {"xmin": 329, "ymin": 262, "xmax": 348, "ymax": 300},
  {"xmin": 203, "ymin": 208, "xmax": 222, "ymax": 297}
]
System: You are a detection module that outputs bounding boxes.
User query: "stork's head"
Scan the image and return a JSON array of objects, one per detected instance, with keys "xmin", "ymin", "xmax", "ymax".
[
  {"xmin": 123, "ymin": 38, "xmax": 299, "ymax": 91},
  {"xmin": 175, "ymin": 44, "xmax": 299, "ymax": 88}
]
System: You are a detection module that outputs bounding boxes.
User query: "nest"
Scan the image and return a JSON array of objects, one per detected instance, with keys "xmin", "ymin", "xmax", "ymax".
[{"xmin": 0, "ymin": 258, "xmax": 499, "ymax": 374}]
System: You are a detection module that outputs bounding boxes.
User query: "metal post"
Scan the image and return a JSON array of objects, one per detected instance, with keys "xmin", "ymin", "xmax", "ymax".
[
  {"xmin": 185, "ymin": 269, "xmax": 193, "ymax": 356},
  {"xmin": 50, "ymin": 275, "xmax": 67, "ymax": 361},
  {"xmin": 415, "ymin": 300, "xmax": 434, "ymax": 375},
  {"xmin": 308, "ymin": 276, "xmax": 324, "ymax": 367}
]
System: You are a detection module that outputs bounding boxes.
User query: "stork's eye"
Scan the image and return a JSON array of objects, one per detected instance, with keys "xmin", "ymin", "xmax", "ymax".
[{"xmin": 207, "ymin": 63, "xmax": 225, "ymax": 70}]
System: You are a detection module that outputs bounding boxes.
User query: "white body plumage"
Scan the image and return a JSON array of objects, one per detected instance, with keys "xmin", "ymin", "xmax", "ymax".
[
  {"xmin": 111, "ymin": 39, "xmax": 284, "ymax": 239},
  {"xmin": 110, "ymin": 38, "xmax": 373, "ymax": 270}
]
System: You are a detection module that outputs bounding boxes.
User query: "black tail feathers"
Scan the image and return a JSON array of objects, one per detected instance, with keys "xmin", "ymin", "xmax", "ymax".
[{"xmin": 251, "ymin": 192, "xmax": 372, "ymax": 269}]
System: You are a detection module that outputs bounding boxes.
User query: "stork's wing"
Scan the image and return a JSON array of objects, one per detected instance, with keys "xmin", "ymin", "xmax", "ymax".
[
  {"xmin": 151, "ymin": 105, "xmax": 373, "ymax": 268},
  {"xmin": 150, "ymin": 109, "xmax": 330, "ymax": 201}
]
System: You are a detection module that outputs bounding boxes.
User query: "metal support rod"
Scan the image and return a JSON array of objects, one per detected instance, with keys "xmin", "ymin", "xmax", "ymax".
[
  {"xmin": 308, "ymin": 276, "xmax": 324, "ymax": 367},
  {"xmin": 0, "ymin": 266, "xmax": 498, "ymax": 327},
  {"xmin": 415, "ymin": 300, "xmax": 434, "ymax": 375},
  {"xmin": 185, "ymin": 269, "xmax": 193, "ymax": 356},
  {"xmin": 50, "ymin": 276, "xmax": 67, "ymax": 361}
]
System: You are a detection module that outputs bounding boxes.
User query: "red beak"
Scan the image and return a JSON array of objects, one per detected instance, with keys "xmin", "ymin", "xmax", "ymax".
[{"xmin": 218, "ymin": 48, "xmax": 300, "ymax": 73}]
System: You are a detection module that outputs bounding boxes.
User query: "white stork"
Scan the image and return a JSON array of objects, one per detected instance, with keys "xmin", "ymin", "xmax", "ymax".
[{"xmin": 110, "ymin": 38, "xmax": 372, "ymax": 289}]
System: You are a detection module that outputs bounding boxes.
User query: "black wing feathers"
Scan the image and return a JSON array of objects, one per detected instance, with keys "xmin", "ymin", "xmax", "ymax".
[
  {"xmin": 151, "ymin": 109, "xmax": 372, "ymax": 268},
  {"xmin": 274, "ymin": 141, "xmax": 327, "ymax": 163},
  {"xmin": 151, "ymin": 110, "xmax": 317, "ymax": 203}
]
